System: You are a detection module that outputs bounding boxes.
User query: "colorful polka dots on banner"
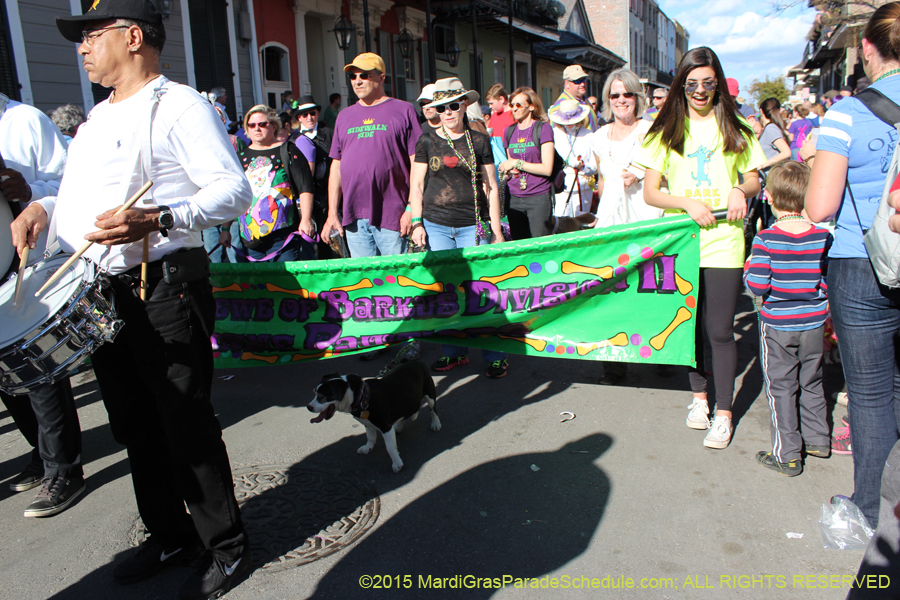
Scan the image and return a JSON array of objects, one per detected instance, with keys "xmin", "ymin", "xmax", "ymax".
[
  {"xmin": 529, "ymin": 262, "xmax": 542, "ymax": 274},
  {"xmin": 686, "ymin": 295, "xmax": 696, "ymax": 308},
  {"xmin": 374, "ymin": 278, "xmax": 384, "ymax": 286},
  {"xmin": 385, "ymin": 275, "xmax": 396, "ymax": 284},
  {"xmin": 630, "ymin": 334, "xmax": 642, "ymax": 346},
  {"xmin": 627, "ymin": 243, "xmax": 640, "ymax": 257},
  {"xmin": 641, "ymin": 247, "xmax": 654, "ymax": 259},
  {"xmin": 640, "ymin": 346, "xmax": 652, "ymax": 358},
  {"xmin": 545, "ymin": 260, "xmax": 559, "ymax": 274},
  {"xmin": 614, "ymin": 266, "xmax": 626, "ymax": 277},
  {"xmin": 618, "ymin": 254, "xmax": 629, "ymax": 266}
]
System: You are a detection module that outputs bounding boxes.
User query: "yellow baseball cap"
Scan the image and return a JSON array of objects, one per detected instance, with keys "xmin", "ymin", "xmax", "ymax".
[{"xmin": 344, "ymin": 53, "xmax": 386, "ymax": 73}]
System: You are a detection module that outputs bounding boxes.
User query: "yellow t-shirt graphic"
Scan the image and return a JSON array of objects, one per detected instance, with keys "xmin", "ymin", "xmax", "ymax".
[{"xmin": 636, "ymin": 117, "xmax": 765, "ymax": 268}]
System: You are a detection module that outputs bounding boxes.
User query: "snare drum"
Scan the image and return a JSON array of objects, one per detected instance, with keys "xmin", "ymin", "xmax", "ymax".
[{"xmin": 0, "ymin": 255, "xmax": 123, "ymax": 394}]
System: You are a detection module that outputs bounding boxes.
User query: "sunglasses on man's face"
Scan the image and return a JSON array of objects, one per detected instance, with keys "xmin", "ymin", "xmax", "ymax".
[
  {"xmin": 247, "ymin": 121, "xmax": 271, "ymax": 129},
  {"xmin": 435, "ymin": 102, "xmax": 462, "ymax": 114},
  {"xmin": 349, "ymin": 72, "xmax": 374, "ymax": 81},
  {"xmin": 609, "ymin": 92, "xmax": 636, "ymax": 100},
  {"xmin": 571, "ymin": 77, "xmax": 588, "ymax": 85},
  {"xmin": 653, "ymin": 95, "xmax": 666, "ymax": 100},
  {"xmin": 684, "ymin": 80, "xmax": 717, "ymax": 94},
  {"xmin": 298, "ymin": 111, "xmax": 316, "ymax": 118}
]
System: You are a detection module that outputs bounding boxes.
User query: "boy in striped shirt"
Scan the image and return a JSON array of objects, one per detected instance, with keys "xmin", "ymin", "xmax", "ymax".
[{"xmin": 744, "ymin": 161, "xmax": 832, "ymax": 476}]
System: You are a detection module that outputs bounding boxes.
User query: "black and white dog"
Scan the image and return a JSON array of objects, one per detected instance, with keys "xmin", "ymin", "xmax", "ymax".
[{"xmin": 307, "ymin": 360, "xmax": 440, "ymax": 473}]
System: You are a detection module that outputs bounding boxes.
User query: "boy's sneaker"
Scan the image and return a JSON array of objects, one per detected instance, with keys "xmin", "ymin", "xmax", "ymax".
[
  {"xmin": 703, "ymin": 416, "xmax": 733, "ymax": 449},
  {"xmin": 9, "ymin": 457, "xmax": 44, "ymax": 492},
  {"xmin": 486, "ymin": 359, "xmax": 509, "ymax": 379},
  {"xmin": 805, "ymin": 444, "xmax": 831, "ymax": 459},
  {"xmin": 832, "ymin": 427, "xmax": 852, "ymax": 455},
  {"xmin": 114, "ymin": 537, "xmax": 206, "ymax": 585},
  {"xmin": 431, "ymin": 356, "xmax": 469, "ymax": 372},
  {"xmin": 756, "ymin": 451, "xmax": 802, "ymax": 476},
  {"xmin": 841, "ymin": 414, "xmax": 850, "ymax": 428},
  {"xmin": 23, "ymin": 474, "xmax": 85, "ymax": 518},
  {"xmin": 178, "ymin": 543, "xmax": 252, "ymax": 600},
  {"xmin": 686, "ymin": 399, "xmax": 710, "ymax": 430},
  {"xmin": 379, "ymin": 340, "xmax": 422, "ymax": 377}
]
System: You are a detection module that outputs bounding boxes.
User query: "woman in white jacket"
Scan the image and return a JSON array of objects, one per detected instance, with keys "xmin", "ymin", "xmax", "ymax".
[
  {"xmin": 549, "ymin": 99, "xmax": 596, "ymax": 217},
  {"xmin": 593, "ymin": 68, "xmax": 662, "ymax": 229}
]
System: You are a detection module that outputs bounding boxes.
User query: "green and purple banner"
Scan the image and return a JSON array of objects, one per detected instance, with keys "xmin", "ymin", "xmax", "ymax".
[{"xmin": 210, "ymin": 216, "xmax": 701, "ymax": 368}]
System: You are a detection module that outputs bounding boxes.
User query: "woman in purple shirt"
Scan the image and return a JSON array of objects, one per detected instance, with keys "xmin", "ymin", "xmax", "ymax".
[{"xmin": 499, "ymin": 87, "xmax": 556, "ymax": 239}]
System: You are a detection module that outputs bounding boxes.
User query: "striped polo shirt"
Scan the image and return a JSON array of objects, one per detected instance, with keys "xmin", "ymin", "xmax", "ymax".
[{"xmin": 743, "ymin": 224, "xmax": 832, "ymax": 330}]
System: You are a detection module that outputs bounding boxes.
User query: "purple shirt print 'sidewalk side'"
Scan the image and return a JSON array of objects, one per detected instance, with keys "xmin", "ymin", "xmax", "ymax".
[{"xmin": 329, "ymin": 98, "xmax": 422, "ymax": 231}]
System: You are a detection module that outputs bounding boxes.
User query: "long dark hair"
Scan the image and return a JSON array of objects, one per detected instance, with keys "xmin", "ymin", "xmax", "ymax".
[
  {"xmin": 646, "ymin": 47, "xmax": 753, "ymax": 156},
  {"xmin": 760, "ymin": 97, "xmax": 789, "ymax": 142}
]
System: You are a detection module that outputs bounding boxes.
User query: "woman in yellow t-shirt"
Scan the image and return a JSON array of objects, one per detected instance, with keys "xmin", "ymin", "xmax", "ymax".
[{"xmin": 635, "ymin": 47, "xmax": 766, "ymax": 450}]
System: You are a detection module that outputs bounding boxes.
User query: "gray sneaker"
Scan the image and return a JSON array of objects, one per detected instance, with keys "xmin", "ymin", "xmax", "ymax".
[
  {"xmin": 9, "ymin": 457, "xmax": 44, "ymax": 492},
  {"xmin": 23, "ymin": 474, "xmax": 85, "ymax": 518}
]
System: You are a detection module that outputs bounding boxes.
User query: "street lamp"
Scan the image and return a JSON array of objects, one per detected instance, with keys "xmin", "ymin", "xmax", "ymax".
[
  {"xmin": 447, "ymin": 42, "xmax": 461, "ymax": 68},
  {"xmin": 398, "ymin": 28, "xmax": 414, "ymax": 60},
  {"xmin": 330, "ymin": 15, "xmax": 357, "ymax": 51}
]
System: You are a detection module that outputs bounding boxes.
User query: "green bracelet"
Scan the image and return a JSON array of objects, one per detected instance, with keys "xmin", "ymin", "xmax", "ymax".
[
  {"xmin": 405, "ymin": 205, "xmax": 411, "ymax": 212},
  {"xmin": 411, "ymin": 217, "xmax": 423, "ymax": 223}
]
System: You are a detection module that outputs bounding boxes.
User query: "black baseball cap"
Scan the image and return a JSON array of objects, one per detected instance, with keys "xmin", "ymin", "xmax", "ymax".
[{"xmin": 56, "ymin": 0, "xmax": 163, "ymax": 43}]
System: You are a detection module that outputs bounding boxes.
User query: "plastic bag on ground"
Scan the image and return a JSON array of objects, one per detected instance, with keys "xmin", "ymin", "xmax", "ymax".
[{"xmin": 819, "ymin": 497, "xmax": 875, "ymax": 550}]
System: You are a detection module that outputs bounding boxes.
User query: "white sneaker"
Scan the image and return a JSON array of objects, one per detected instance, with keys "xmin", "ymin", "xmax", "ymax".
[
  {"xmin": 686, "ymin": 398, "xmax": 710, "ymax": 430},
  {"xmin": 703, "ymin": 416, "xmax": 733, "ymax": 449}
]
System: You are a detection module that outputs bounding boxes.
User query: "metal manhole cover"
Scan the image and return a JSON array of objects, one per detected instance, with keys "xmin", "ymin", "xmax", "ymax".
[{"xmin": 129, "ymin": 465, "xmax": 380, "ymax": 572}]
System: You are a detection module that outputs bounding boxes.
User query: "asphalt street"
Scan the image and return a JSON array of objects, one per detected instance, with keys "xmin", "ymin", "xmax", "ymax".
[{"xmin": 0, "ymin": 293, "xmax": 866, "ymax": 599}]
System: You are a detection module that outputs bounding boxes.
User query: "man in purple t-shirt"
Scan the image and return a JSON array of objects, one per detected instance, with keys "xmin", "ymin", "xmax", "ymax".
[{"xmin": 322, "ymin": 52, "xmax": 421, "ymax": 257}]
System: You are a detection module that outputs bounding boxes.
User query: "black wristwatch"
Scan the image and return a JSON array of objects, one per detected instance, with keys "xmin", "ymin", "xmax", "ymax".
[{"xmin": 157, "ymin": 205, "xmax": 174, "ymax": 237}]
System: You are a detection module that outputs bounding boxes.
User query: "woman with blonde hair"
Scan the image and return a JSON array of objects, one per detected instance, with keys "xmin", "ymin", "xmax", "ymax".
[
  {"xmin": 593, "ymin": 67, "xmax": 661, "ymax": 229},
  {"xmin": 236, "ymin": 104, "xmax": 316, "ymax": 262},
  {"xmin": 498, "ymin": 87, "xmax": 556, "ymax": 238}
]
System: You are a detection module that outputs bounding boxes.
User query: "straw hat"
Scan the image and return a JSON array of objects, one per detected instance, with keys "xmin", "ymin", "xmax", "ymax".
[
  {"xmin": 548, "ymin": 99, "xmax": 590, "ymax": 126},
  {"xmin": 427, "ymin": 78, "xmax": 480, "ymax": 107}
]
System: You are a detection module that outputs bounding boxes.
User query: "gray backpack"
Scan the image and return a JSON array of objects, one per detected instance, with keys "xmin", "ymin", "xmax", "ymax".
[{"xmin": 848, "ymin": 88, "xmax": 900, "ymax": 288}]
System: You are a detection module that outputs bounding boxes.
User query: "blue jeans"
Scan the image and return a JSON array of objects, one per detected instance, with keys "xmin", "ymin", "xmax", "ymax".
[
  {"xmin": 202, "ymin": 222, "xmax": 240, "ymax": 263},
  {"xmin": 829, "ymin": 258, "xmax": 900, "ymax": 528},
  {"xmin": 424, "ymin": 219, "xmax": 505, "ymax": 364},
  {"xmin": 345, "ymin": 218, "xmax": 405, "ymax": 257}
]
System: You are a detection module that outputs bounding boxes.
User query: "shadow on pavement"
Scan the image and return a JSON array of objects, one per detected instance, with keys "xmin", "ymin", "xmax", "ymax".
[{"xmin": 306, "ymin": 433, "xmax": 613, "ymax": 599}]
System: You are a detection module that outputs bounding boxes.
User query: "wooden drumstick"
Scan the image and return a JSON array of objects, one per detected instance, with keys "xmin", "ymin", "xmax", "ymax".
[
  {"xmin": 35, "ymin": 181, "xmax": 153, "ymax": 297},
  {"xmin": 13, "ymin": 245, "xmax": 29, "ymax": 305},
  {"xmin": 140, "ymin": 235, "xmax": 149, "ymax": 301}
]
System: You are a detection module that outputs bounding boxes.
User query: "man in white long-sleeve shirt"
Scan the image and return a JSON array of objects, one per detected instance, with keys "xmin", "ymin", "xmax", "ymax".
[
  {"xmin": 0, "ymin": 92, "xmax": 86, "ymax": 521},
  {"xmin": 12, "ymin": 1, "xmax": 251, "ymax": 598}
]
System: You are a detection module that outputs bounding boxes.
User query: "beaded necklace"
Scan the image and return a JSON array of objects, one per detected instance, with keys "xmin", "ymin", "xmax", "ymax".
[
  {"xmin": 439, "ymin": 123, "xmax": 491, "ymax": 241},
  {"xmin": 775, "ymin": 213, "xmax": 805, "ymax": 224},
  {"xmin": 876, "ymin": 68, "xmax": 900, "ymax": 83}
]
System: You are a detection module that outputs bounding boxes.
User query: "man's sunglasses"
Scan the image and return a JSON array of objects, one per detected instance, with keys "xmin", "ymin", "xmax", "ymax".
[
  {"xmin": 609, "ymin": 92, "xmax": 636, "ymax": 100},
  {"xmin": 570, "ymin": 77, "xmax": 588, "ymax": 85},
  {"xmin": 419, "ymin": 101, "xmax": 430, "ymax": 108},
  {"xmin": 684, "ymin": 80, "xmax": 717, "ymax": 94},
  {"xmin": 298, "ymin": 111, "xmax": 316, "ymax": 118},
  {"xmin": 653, "ymin": 95, "xmax": 667, "ymax": 100},
  {"xmin": 435, "ymin": 102, "xmax": 462, "ymax": 114},
  {"xmin": 247, "ymin": 121, "xmax": 271, "ymax": 129},
  {"xmin": 349, "ymin": 72, "xmax": 375, "ymax": 81}
]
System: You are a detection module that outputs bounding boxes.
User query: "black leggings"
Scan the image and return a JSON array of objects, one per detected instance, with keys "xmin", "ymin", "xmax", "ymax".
[{"xmin": 690, "ymin": 268, "xmax": 742, "ymax": 411}]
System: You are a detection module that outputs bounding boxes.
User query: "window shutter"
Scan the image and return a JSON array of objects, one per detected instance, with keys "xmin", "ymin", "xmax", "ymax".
[
  {"xmin": 0, "ymin": 0, "xmax": 20, "ymax": 101},
  {"xmin": 188, "ymin": 0, "xmax": 235, "ymax": 117},
  {"xmin": 392, "ymin": 35, "xmax": 406, "ymax": 101}
]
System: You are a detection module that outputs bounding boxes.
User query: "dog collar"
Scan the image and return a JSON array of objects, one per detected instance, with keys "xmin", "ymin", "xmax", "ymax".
[{"xmin": 355, "ymin": 381, "xmax": 371, "ymax": 419}]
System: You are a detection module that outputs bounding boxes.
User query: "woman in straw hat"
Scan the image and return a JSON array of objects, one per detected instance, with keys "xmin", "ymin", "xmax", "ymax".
[
  {"xmin": 408, "ymin": 78, "xmax": 509, "ymax": 379},
  {"xmin": 548, "ymin": 99, "xmax": 597, "ymax": 217}
]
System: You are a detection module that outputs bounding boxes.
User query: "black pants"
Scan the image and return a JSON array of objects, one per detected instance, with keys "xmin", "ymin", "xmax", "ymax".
[
  {"xmin": 690, "ymin": 268, "xmax": 742, "ymax": 411},
  {"xmin": 509, "ymin": 192, "xmax": 552, "ymax": 239},
  {"xmin": 0, "ymin": 379, "xmax": 82, "ymax": 478},
  {"xmin": 91, "ymin": 263, "xmax": 245, "ymax": 560}
]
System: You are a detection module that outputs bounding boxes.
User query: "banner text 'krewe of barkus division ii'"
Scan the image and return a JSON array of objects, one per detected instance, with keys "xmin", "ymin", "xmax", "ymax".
[{"xmin": 210, "ymin": 216, "xmax": 701, "ymax": 368}]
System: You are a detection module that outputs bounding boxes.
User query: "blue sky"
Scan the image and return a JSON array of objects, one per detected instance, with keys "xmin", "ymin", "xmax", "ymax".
[{"xmin": 657, "ymin": 0, "xmax": 817, "ymax": 102}]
